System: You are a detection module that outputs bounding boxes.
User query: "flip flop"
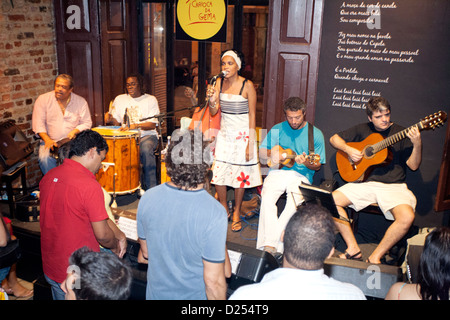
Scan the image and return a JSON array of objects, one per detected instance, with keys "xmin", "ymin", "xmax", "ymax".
[
  {"xmin": 231, "ymin": 219, "xmax": 242, "ymax": 232},
  {"xmin": 341, "ymin": 251, "xmax": 362, "ymax": 261},
  {"xmin": 366, "ymin": 257, "xmax": 383, "ymax": 264}
]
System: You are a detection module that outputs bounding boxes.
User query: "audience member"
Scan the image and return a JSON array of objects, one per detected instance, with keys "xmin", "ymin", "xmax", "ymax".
[
  {"xmin": 1, "ymin": 216, "xmax": 33, "ymax": 298},
  {"xmin": 385, "ymin": 227, "xmax": 450, "ymax": 300},
  {"xmin": 39, "ymin": 130, "xmax": 127, "ymax": 300},
  {"xmin": 137, "ymin": 129, "xmax": 229, "ymax": 300},
  {"xmin": 61, "ymin": 247, "xmax": 132, "ymax": 300},
  {"xmin": 0, "ymin": 211, "xmax": 10, "ymax": 285},
  {"xmin": 229, "ymin": 203, "xmax": 366, "ymax": 300}
]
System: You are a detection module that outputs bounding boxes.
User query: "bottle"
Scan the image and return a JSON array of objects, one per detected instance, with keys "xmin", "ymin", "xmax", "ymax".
[
  {"xmin": 1, "ymin": 183, "xmax": 7, "ymax": 200},
  {"xmin": 227, "ymin": 200, "xmax": 233, "ymax": 215},
  {"xmin": 123, "ymin": 108, "xmax": 130, "ymax": 128},
  {"xmin": 161, "ymin": 136, "xmax": 171, "ymax": 156}
]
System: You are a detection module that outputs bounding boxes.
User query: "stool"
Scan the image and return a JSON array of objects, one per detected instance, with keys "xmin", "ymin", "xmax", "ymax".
[
  {"xmin": 347, "ymin": 203, "xmax": 383, "ymax": 234},
  {"xmin": 1, "ymin": 161, "xmax": 27, "ymax": 218}
]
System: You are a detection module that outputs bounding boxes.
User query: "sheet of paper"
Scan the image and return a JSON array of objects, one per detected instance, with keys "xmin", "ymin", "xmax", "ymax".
[
  {"xmin": 117, "ymin": 216, "xmax": 138, "ymax": 241},
  {"xmin": 227, "ymin": 249, "xmax": 242, "ymax": 275}
]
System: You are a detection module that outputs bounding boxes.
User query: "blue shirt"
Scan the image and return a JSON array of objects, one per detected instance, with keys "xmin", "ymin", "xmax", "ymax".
[
  {"xmin": 137, "ymin": 183, "xmax": 227, "ymax": 300},
  {"xmin": 260, "ymin": 122, "xmax": 326, "ymax": 183}
]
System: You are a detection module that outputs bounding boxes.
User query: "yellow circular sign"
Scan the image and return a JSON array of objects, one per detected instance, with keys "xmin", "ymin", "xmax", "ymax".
[{"xmin": 177, "ymin": 0, "xmax": 227, "ymax": 40}]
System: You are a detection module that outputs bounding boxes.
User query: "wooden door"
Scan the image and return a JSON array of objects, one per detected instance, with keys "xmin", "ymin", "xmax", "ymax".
[
  {"xmin": 54, "ymin": 0, "xmax": 104, "ymax": 124},
  {"xmin": 435, "ymin": 122, "xmax": 450, "ymax": 212},
  {"xmin": 54, "ymin": 0, "xmax": 139, "ymax": 127},
  {"xmin": 99, "ymin": 0, "xmax": 139, "ymax": 116},
  {"xmin": 263, "ymin": 0, "xmax": 324, "ymax": 130}
]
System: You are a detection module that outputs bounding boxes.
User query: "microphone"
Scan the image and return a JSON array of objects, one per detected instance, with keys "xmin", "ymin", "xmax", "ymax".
[{"xmin": 210, "ymin": 71, "xmax": 228, "ymax": 83}]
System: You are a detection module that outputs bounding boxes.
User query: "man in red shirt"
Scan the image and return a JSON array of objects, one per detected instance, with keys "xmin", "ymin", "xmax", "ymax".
[{"xmin": 39, "ymin": 130, "xmax": 127, "ymax": 300}]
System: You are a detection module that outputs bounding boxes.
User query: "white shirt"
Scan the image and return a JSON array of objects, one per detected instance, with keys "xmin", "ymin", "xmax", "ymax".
[
  {"xmin": 111, "ymin": 93, "xmax": 160, "ymax": 137},
  {"xmin": 228, "ymin": 267, "xmax": 366, "ymax": 300}
]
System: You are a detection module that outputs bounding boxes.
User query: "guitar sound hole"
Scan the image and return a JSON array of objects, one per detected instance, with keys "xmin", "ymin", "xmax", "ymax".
[{"xmin": 365, "ymin": 146, "xmax": 374, "ymax": 157}]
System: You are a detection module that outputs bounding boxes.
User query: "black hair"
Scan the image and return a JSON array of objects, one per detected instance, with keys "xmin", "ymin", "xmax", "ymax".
[
  {"xmin": 55, "ymin": 74, "xmax": 74, "ymax": 88},
  {"xmin": 68, "ymin": 130, "xmax": 108, "ymax": 158},
  {"xmin": 418, "ymin": 227, "xmax": 450, "ymax": 300},
  {"xmin": 283, "ymin": 203, "xmax": 335, "ymax": 270},
  {"xmin": 166, "ymin": 129, "xmax": 211, "ymax": 190},
  {"xmin": 126, "ymin": 73, "xmax": 146, "ymax": 95},
  {"xmin": 69, "ymin": 247, "xmax": 133, "ymax": 300},
  {"xmin": 220, "ymin": 49, "xmax": 246, "ymax": 75}
]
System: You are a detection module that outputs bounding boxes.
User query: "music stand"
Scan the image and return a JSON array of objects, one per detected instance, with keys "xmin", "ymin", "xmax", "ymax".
[{"xmin": 299, "ymin": 182, "xmax": 342, "ymax": 220}]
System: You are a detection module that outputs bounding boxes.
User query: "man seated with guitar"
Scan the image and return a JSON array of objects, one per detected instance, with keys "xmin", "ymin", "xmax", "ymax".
[
  {"xmin": 256, "ymin": 97, "xmax": 326, "ymax": 254},
  {"xmin": 330, "ymin": 96, "xmax": 422, "ymax": 264}
]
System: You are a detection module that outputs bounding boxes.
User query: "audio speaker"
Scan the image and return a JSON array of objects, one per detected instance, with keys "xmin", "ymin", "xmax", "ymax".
[
  {"xmin": 0, "ymin": 120, "xmax": 34, "ymax": 169},
  {"xmin": 324, "ymin": 257, "xmax": 402, "ymax": 299},
  {"xmin": 226, "ymin": 242, "xmax": 279, "ymax": 295}
]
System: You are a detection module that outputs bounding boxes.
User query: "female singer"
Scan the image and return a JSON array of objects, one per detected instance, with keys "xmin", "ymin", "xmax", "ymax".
[{"xmin": 208, "ymin": 49, "xmax": 262, "ymax": 232}]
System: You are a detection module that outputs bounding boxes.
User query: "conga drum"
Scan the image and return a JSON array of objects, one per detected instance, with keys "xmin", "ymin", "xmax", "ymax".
[
  {"xmin": 92, "ymin": 127, "xmax": 140, "ymax": 194},
  {"xmin": 160, "ymin": 155, "xmax": 171, "ymax": 184}
]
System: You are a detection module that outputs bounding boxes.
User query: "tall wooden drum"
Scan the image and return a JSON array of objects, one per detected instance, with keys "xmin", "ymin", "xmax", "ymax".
[{"xmin": 93, "ymin": 127, "xmax": 140, "ymax": 194}]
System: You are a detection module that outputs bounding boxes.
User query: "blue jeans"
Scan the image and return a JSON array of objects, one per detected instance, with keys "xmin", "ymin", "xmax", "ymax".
[
  {"xmin": 38, "ymin": 152, "xmax": 57, "ymax": 175},
  {"xmin": 44, "ymin": 274, "xmax": 65, "ymax": 300},
  {"xmin": 140, "ymin": 135, "xmax": 158, "ymax": 190},
  {"xmin": 0, "ymin": 267, "xmax": 10, "ymax": 284}
]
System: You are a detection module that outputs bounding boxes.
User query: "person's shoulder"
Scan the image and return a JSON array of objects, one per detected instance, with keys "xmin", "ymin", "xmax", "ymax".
[
  {"xmin": 242, "ymin": 77, "xmax": 254, "ymax": 86},
  {"xmin": 385, "ymin": 281, "xmax": 421, "ymax": 300},
  {"xmin": 35, "ymin": 90, "xmax": 55, "ymax": 103},
  {"xmin": 311, "ymin": 123, "xmax": 325, "ymax": 136},
  {"xmin": 70, "ymin": 92, "xmax": 88, "ymax": 104},
  {"xmin": 270, "ymin": 121, "xmax": 285, "ymax": 131},
  {"xmin": 113, "ymin": 93, "xmax": 128, "ymax": 101},
  {"xmin": 143, "ymin": 94, "xmax": 158, "ymax": 102}
]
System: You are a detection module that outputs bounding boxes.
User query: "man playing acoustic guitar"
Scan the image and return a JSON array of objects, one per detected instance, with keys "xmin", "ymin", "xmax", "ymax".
[
  {"xmin": 330, "ymin": 96, "xmax": 422, "ymax": 264},
  {"xmin": 257, "ymin": 97, "xmax": 326, "ymax": 254}
]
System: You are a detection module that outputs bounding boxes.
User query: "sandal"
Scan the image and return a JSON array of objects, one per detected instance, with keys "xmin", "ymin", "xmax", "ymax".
[
  {"xmin": 366, "ymin": 257, "xmax": 382, "ymax": 264},
  {"xmin": 1, "ymin": 286, "xmax": 33, "ymax": 298},
  {"xmin": 231, "ymin": 219, "xmax": 242, "ymax": 232},
  {"xmin": 340, "ymin": 251, "xmax": 362, "ymax": 261}
]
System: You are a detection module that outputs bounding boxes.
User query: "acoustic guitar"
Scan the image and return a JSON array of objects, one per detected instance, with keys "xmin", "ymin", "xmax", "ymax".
[
  {"xmin": 267, "ymin": 145, "xmax": 321, "ymax": 168},
  {"xmin": 336, "ymin": 111, "xmax": 447, "ymax": 182}
]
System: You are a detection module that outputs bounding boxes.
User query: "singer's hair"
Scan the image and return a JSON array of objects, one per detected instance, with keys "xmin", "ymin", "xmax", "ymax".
[{"xmin": 220, "ymin": 49, "xmax": 245, "ymax": 75}]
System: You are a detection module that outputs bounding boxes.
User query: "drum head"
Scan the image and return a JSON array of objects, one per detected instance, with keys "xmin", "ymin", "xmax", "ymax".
[{"xmin": 93, "ymin": 126, "xmax": 138, "ymax": 138}]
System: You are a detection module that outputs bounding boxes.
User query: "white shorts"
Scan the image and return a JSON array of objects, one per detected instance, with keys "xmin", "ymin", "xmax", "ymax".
[{"xmin": 337, "ymin": 181, "xmax": 416, "ymax": 221}]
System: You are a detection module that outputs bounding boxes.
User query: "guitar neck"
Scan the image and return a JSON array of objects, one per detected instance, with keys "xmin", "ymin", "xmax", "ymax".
[{"xmin": 372, "ymin": 123, "xmax": 421, "ymax": 153}]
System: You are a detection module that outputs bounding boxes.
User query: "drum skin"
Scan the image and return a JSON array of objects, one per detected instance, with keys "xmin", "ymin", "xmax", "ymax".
[
  {"xmin": 93, "ymin": 127, "xmax": 140, "ymax": 194},
  {"xmin": 160, "ymin": 157, "xmax": 171, "ymax": 184}
]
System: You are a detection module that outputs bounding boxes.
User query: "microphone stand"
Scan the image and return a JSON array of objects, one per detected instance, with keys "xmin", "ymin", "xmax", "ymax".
[{"xmin": 139, "ymin": 104, "xmax": 202, "ymax": 185}]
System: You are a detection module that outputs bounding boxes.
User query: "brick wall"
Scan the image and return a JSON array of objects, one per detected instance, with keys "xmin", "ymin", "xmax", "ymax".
[{"xmin": 0, "ymin": 0, "xmax": 57, "ymax": 187}]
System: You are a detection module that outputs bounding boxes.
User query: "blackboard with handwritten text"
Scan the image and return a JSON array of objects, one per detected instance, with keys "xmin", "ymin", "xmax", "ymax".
[{"xmin": 315, "ymin": 0, "xmax": 450, "ymax": 224}]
